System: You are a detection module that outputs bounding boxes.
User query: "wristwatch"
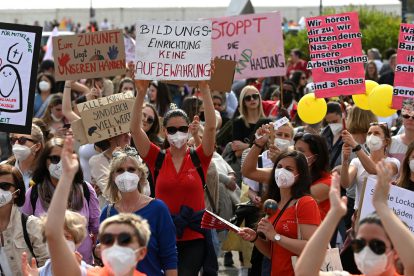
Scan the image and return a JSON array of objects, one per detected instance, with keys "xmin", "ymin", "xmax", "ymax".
[
  {"xmin": 274, "ymin": 233, "xmax": 281, "ymax": 242},
  {"xmin": 352, "ymin": 144, "xmax": 362, "ymax": 152}
]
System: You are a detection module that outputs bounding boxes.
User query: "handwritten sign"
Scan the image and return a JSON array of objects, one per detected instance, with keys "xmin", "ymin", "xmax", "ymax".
[
  {"xmin": 124, "ymin": 34, "xmax": 136, "ymax": 64},
  {"xmin": 211, "ymin": 12, "xmax": 286, "ymax": 80},
  {"xmin": 53, "ymin": 29, "xmax": 126, "ymax": 81},
  {"xmin": 392, "ymin": 24, "xmax": 414, "ymax": 109},
  {"xmin": 72, "ymin": 91, "xmax": 134, "ymax": 144},
  {"xmin": 306, "ymin": 12, "xmax": 366, "ymax": 98},
  {"xmin": 0, "ymin": 22, "xmax": 42, "ymax": 134},
  {"xmin": 360, "ymin": 176, "xmax": 414, "ymax": 233},
  {"xmin": 135, "ymin": 20, "xmax": 212, "ymax": 81}
]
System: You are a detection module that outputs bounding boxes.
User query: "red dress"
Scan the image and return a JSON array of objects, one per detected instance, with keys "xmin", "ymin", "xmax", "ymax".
[{"xmin": 269, "ymin": 195, "xmax": 321, "ymax": 276}]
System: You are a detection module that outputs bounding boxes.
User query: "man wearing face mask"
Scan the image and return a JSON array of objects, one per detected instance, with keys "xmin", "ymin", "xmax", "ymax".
[{"xmin": 321, "ymin": 102, "xmax": 344, "ymax": 169}]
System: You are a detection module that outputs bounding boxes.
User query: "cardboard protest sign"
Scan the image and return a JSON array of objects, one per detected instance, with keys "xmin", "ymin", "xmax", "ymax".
[
  {"xmin": 72, "ymin": 91, "xmax": 134, "ymax": 144},
  {"xmin": 392, "ymin": 23, "xmax": 414, "ymax": 109},
  {"xmin": 306, "ymin": 12, "xmax": 366, "ymax": 98},
  {"xmin": 360, "ymin": 176, "xmax": 414, "ymax": 233},
  {"xmin": 0, "ymin": 22, "xmax": 42, "ymax": 134},
  {"xmin": 124, "ymin": 34, "xmax": 135, "ymax": 64},
  {"xmin": 135, "ymin": 20, "xmax": 212, "ymax": 81},
  {"xmin": 211, "ymin": 12, "xmax": 286, "ymax": 80},
  {"xmin": 53, "ymin": 29, "xmax": 126, "ymax": 81}
]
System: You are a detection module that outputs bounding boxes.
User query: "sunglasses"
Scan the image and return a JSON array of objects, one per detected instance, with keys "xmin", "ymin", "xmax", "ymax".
[
  {"xmin": 243, "ymin": 94, "xmax": 260, "ymax": 102},
  {"xmin": 351, "ymin": 238, "xmax": 387, "ymax": 255},
  {"xmin": 402, "ymin": 113, "xmax": 414, "ymax": 120},
  {"xmin": 47, "ymin": 155, "xmax": 61, "ymax": 164},
  {"xmin": 99, "ymin": 232, "xmax": 134, "ymax": 247},
  {"xmin": 166, "ymin": 126, "xmax": 189, "ymax": 135},
  {"xmin": 0, "ymin": 182, "xmax": 15, "ymax": 190},
  {"xmin": 294, "ymin": 132, "xmax": 315, "ymax": 143},
  {"xmin": 370, "ymin": 122, "xmax": 388, "ymax": 127},
  {"xmin": 142, "ymin": 113, "xmax": 155, "ymax": 124},
  {"xmin": 10, "ymin": 136, "xmax": 34, "ymax": 145}
]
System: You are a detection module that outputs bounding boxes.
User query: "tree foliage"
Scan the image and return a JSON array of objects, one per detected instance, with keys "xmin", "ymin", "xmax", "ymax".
[{"xmin": 284, "ymin": 6, "xmax": 401, "ymax": 61}]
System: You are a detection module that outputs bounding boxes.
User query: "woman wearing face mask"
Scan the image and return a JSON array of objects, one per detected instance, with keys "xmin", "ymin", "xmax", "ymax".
[
  {"xmin": 44, "ymin": 135, "xmax": 150, "ymax": 276},
  {"xmin": 0, "ymin": 164, "xmax": 48, "ymax": 275},
  {"xmin": 340, "ymin": 123, "xmax": 399, "ymax": 211},
  {"xmin": 41, "ymin": 93, "xmax": 69, "ymax": 137},
  {"xmin": 294, "ymin": 132, "xmax": 332, "ymax": 220},
  {"xmin": 7, "ymin": 124, "xmax": 44, "ymax": 190},
  {"xmin": 34, "ymin": 73, "xmax": 56, "ymax": 118},
  {"xmin": 132, "ymin": 80, "xmax": 217, "ymax": 276},
  {"xmin": 99, "ymin": 147, "xmax": 177, "ymax": 276},
  {"xmin": 240, "ymin": 125, "xmax": 321, "ymax": 276},
  {"xmin": 396, "ymin": 142, "xmax": 414, "ymax": 191},
  {"xmin": 21, "ymin": 137, "xmax": 100, "ymax": 264},
  {"xmin": 21, "ymin": 210, "xmax": 91, "ymax": 276},
  {"xmin": 295, "ymin": 162, "xmax": 414, "ymax": 276}
]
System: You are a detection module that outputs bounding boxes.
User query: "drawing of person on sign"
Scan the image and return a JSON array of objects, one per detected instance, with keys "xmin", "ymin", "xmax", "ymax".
[{"xmin": 0, "ymin": 43, "xmax": 23, "ymax": 112}]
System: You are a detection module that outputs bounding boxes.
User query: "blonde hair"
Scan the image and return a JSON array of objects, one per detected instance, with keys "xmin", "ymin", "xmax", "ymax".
[
  {"xmin": 40, "ymin": 210, "xmax": 87, "ymax": 245},
  {"xmin": 99, "ymin": 213, "xmax": 151, "ymax": 247},
  {"xmin": 239, "ymin": 85, "xmax": 265, "ymax": 127},
  {"xmin": 41, "ymin": 93, "xmax": 63, "ymax": 126},
  {"xmin": 346, "ymin": 106, "xmax": 377, "ymax": 134},
  {"xmin": 104, "ymin": 151, "xmax": 149, "ymax": 203}
]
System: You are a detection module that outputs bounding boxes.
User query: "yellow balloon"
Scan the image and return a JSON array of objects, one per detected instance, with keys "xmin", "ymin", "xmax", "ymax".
[
  {"xmin": 352, "ymin": 80, "xmax": 379, "ymax": 110},
  {"xmin": 367, "ymin": 84, "xmax": 397, "ymax": 117},
  {"xmin": 297, "ymin": 93, "xmax": 327, "ymax": 124}
]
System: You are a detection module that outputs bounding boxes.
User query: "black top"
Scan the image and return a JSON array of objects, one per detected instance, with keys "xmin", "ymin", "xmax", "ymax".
[{"xmin": 232, "ymin": 117, "xmax": 257, "ymax": 143}]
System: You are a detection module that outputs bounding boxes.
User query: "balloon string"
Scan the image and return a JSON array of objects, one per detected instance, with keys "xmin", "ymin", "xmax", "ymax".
[
  {"xmin": 279, "ymin": 77, "xmax": 284, "ymax": 110},
  {"xmin": 340, "ymin": 96, "xmax": 347, "ymax": 130}
]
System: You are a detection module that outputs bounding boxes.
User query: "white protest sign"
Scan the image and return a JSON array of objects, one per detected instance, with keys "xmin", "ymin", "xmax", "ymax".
[
  {"xmin": 134, "ymin": 20, "xmax": 212, "ymax": 80},
  {"xmin": 360, "ymin": 176, "xmax": 414, "ymax": 233}
]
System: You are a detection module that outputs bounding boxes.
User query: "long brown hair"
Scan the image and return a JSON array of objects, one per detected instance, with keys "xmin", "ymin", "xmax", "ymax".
[
  {"xmin": 397, "ymin": 142, "xmax": 414, "ymax": 191},
  {"xmin": 41, "ymin": 93, "xmax": 64, "ymax": 126}
]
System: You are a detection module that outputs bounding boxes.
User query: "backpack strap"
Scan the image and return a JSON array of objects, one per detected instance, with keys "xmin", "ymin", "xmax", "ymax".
[
  {"xmin": 257, "ymin": 155, "xmax": 263, "ymax": 196},
  {"xmin": 30, "ymin": 184, "xmax": 38, "ymax": 214},
  {"xmin": 189, "ymin": 148, "xmax": 217, "ymax": 214},
  {"xmin": 153, "ymin": 150, "xmax": 166, "ymax": 186},
  {"xmin": 81, "ymin": 181, "xmax": 90, "ymax": 207},
  {"xmin": 21, "ymin": 213, "xmax": 37, "ymax": 265}
]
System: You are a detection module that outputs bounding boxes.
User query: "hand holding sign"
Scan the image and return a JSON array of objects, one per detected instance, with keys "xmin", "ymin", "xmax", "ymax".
[{"xmin": 373, "ymin": 160, "xmax": 392, "ymax": 209}]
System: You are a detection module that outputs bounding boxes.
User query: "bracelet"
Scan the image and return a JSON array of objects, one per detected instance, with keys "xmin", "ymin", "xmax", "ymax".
[
  {"xmin": 251, "ymin": 232, "xmax": 259, "ymax": 243},
  {"xmin": 352, "ymin": 144, "xmax": 362, "ymax": 152},
  {"xmin": 253, "ymin": 141, "xmax": 264, "ymax": 149}
]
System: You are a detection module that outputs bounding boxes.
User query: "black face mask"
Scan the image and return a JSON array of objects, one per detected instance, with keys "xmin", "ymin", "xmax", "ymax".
[
  {"xmin": 282, "ymin": 91, "xmax": 293, "ymax": 106},
  {"xmin": 199, "ymin": 111, "xmax": 205, "ymax": 122}
]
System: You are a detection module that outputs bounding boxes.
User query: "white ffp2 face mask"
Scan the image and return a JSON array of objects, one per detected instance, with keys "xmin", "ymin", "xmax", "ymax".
[
  {"xmin": 102, "ymin": 244, "xmax": 140, "ymax": 276},
  {"xmin": 12, "ymin": 144, "xmax": 33, "ymax": 161},
  {"xmin": 354, "ymin": 246, "xmax": 389, "ymax": 276},
  {"xmin": 410, "ymin": 159, "xmax": 414, "ymax": 172},
  {"xmin": 38, "ymin": 80, "xmax": 51, "ymax": 92},
  {"xmin": 0, "ymin": 189, "xmax": 19, "ymax": 208},
  {"xmin": 167, "ymin": 131, "xmax": 188, "ymax": 149},
  {"xmin": 274, "ymin": 138, "xmax": 290, "ymax": 152},
  {"xmin": 115, "ymin": 172, "xmax": 140, "ymax": 193},
  {"xmin": 329, "ymin": 123, "xmax": 343, "ymax": 136},
  {"xmin": 274, "ymin": 168, "xmax": 296, "ymax": 188},
  {"xmin": 366, "ymin": 135, "xmax": 383, "ymax": 152},
  {"xmin": 48, "ymin": 161, "xmax": 63, "ymax": 179}
]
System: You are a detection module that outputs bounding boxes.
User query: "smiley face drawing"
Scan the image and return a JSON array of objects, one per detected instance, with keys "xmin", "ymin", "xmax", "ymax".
[{"xmin": 0, "ymin": 64, "xmax": 22, "ymax": 112}]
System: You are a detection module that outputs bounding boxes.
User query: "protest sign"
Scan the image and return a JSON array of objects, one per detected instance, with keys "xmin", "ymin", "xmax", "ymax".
[
  {"xmin": 392, "ymin": 23, "xmax": 414, "ymax": 109},
  {"xmin": 306, "ymin": 12, "xmax": 366, "ymax": 98},
  {"xmin": 211, "ymin": 12, "xmax": 286, "ymax": 80},
  {"xmin": 360, "ymin": 176, "xmax": 414, "ymax": 233},
  {"xmin": 135, "ymin": 20, "xmax": 212, "ymax": 81},
  {"xmin": 53, "ymin": 29, "xmax": 126, "ymax": 81},
  {"xmin": 72, "ymin": 91, "xmax": 134, "ymax": 144},
  {"xmin": 0, "ymin": 22, "xmax": 42, "ymax": 134},
  {"xmin": 124, "ymin": 34, "xmax": 136, "ymax": 64}
]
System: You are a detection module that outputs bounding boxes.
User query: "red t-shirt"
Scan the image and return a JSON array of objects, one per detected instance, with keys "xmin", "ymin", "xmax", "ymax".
[
  {"xmin": 311, "ymin": 172, "xmax": 332, "ymax": 221},
  {"xmin": 286, "ymin": 59, "xmax": 310, "ymax": 78},
  {"xmin": 86, "ymin": 266, "xmax": 146, "ymax": 276},
  {"xmin": 269, "ymin": 195, "xmax": 321, "ymax": 276},
  {"xmin": 143, "ymin": 143, "xmax": 212, "ymax": 241}
]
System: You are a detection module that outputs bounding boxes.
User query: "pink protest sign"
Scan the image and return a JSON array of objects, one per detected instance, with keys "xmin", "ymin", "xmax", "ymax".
[
  {"xmin": 306, "ymin": 12, "xmax": 366, "ymax": 98},
  {"xmin": 211, "ymin": 12, "xmax": 286, "ymax": 80},
  {"xmin": 392, "ymin": 24, "xmax": 414, "ymax": 109}
]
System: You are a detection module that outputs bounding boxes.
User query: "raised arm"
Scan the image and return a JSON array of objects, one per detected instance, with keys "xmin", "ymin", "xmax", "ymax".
[
  {"xmin": 373, "ymin": 161, "xmax": 414, "ymax": 275},
  {"xmin": 199, "ymin": 82, "xmax": 216, "ymax": 156},
  {"xmin": 342, "ymin": 130, "xmax": 376, "ymax": 175},
  {"xmin": 44, "ymin": 136, "xmax": 81, "ymax": 276},
  {"xmin": 131, "ymin": 80, "xmax": 151, "ymax": 158},
  {"xmin": 62, "ymin": 81, "xmax": 80, "ymax": 122},
  {"xmin": 295, "ymin": 173, "xmax": 347, "ymax": 276},
  {"xmin": 241, "ymin": 125, "xmax": 272, "ymax": 184}
]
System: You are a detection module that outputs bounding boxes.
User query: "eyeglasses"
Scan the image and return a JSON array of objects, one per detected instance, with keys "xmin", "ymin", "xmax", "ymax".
[
  {"xmin": 402, "ymin": 113, "xmax": 414, "ymax": 120},
  {"xmin": 243, "ymin": 94, "xmax": 260, "ymax": 102},
  {"xmin": 10, "ymin": 136, "xmax": 34, "ymax": 145},
  {"xmin": 166, "ymin": 126, "xmax": 189, "ymax": 135},
  {"xmin": 351, "ymin": 238, "xmax": 387, "ymax": 255},
  {"xmin": 142, "ymin": 113, "xmax": 155, "ymax": 124},
  {"xmin": 0, "ymin": 182, "xmax": 15, "ymax": 190},
  {"xmin": 47, "ymin": 155, "xmax": 61, "ymax": 164},
  {"xmin": 112, "ymin": 146, "xmax": 139, "ymax": 159},
  {"xmin": 99, "ymin": 232, "xmax": 135, "ymax": 247}
]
